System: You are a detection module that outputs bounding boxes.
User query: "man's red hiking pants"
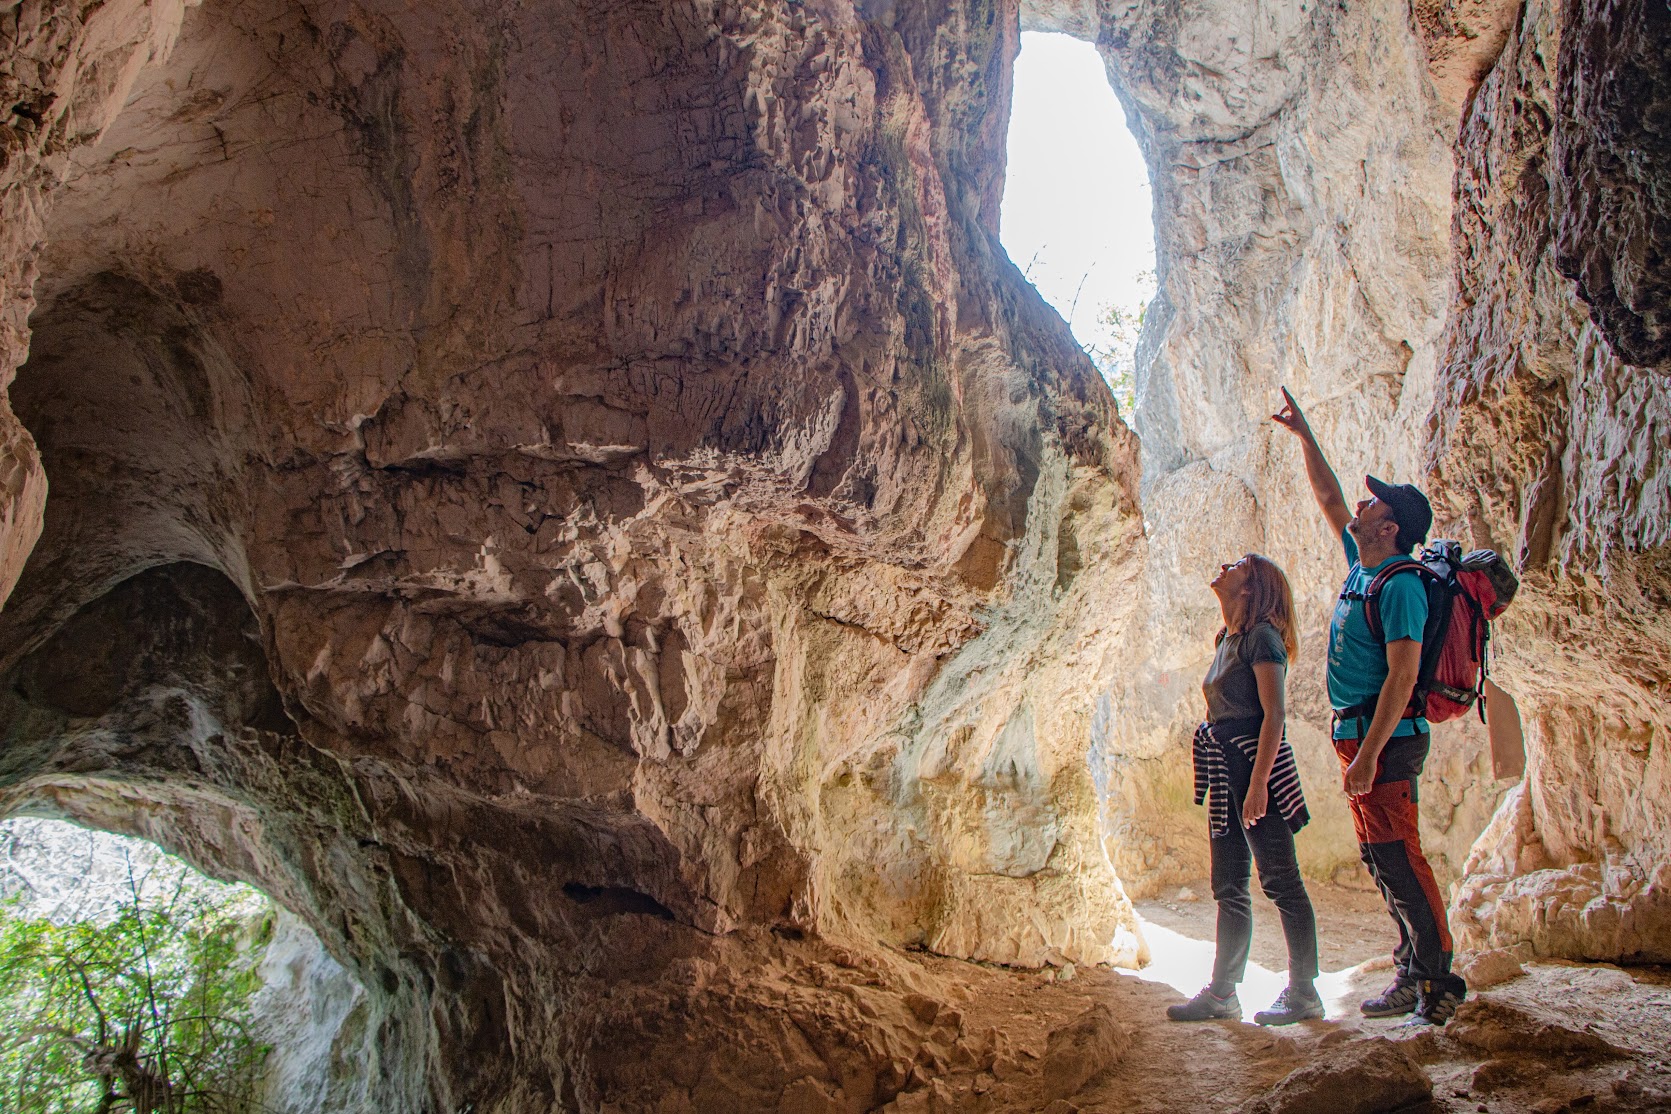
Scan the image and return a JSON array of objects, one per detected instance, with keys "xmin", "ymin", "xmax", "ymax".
[{"xmin": 1333, "ymin": 733, "xmax": 1465, "ymax": 994}]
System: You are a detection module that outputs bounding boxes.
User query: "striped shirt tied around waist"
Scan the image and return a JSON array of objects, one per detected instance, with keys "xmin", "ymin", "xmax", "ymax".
[{"xmin": 1192, "ymin": 718, "xmax": 1310, "ymax": 839}]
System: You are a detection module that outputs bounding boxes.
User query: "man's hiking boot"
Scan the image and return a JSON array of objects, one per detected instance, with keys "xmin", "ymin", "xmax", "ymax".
[
  {"xmin": 1360, "ymin": 977, "xmax": 1419, "ymax": 1017},
  {"xmin": 1253, "ymin": 986, "xmax": 1325, "ymax": 1026},
  {"xmin": 1399, "ymin": 981, "xmax": 1465, "ymax": 1027},
  {"xmin": 1166, "ymin": 986, "xmax": 1240, "ymax": 1022}
]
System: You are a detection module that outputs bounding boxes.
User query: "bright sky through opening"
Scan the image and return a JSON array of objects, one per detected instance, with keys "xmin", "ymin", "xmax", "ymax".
[{"xmin": 1000, "ymin": 32, "xmax": 1155, "ymax": 359}]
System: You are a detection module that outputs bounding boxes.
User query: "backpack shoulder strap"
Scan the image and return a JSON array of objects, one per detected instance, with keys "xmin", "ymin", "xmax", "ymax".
[{"xmin": 1362, "ymin": 559, "xmax": 1432, "ymax": 642}]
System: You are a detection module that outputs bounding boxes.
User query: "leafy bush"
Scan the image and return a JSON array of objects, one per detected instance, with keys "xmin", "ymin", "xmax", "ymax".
[
  {"xmin": 1085, "ymin": 269, "xmax": 1157, "ymax": 419},
  {"xmin": 0, "ymin": 838, "xmax": 272, "ymax": 1113}
]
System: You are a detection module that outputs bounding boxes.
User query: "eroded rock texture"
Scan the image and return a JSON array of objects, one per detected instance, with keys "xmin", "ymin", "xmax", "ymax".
[
  {"xmin": 1432, "ymin": 0, "xmax": 1671, "ymax": 963},
  {"xmin": 1551, "ymin": 0, "xmax": 1671, "ymax": 370},
  {"xmin": 3, "ymin": 0, "xmax": 1671, "ymax": 1106},
  {"xmin": 1, "ymin": 0, "xmax": 1146, "ymax": 1106}
]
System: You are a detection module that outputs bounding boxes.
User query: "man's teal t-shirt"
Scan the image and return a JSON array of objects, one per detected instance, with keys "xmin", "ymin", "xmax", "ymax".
[{"xmin": 1328, "ymin": 528, "xmax": 1429, "ymax": 739}]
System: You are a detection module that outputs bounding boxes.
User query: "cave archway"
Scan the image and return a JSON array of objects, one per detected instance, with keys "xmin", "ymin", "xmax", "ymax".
[
  {"xmin": 0, "ymin": 10, "xmax": 444, "ymax": 1083},
  {"xmin": 998, "ymin": 29, "xmax": 1156, "ymax": 419},
  {"xmin": 0, "ymin": 558, "xmax": 432, "ymax": 1112},
  {"xmin": 0, "ymin": 814, "xmax": 383, "ymax": 1113}
]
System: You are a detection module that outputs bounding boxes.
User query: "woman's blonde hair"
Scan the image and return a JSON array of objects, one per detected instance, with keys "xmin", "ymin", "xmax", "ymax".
[{"xmin": 1228, "ymin": 553, "xmax": 1299, "ymax": 659}]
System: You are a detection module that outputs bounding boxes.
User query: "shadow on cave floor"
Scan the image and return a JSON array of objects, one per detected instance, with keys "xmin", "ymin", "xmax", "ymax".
[{"xmin": 903, "ymin": 926, "xmax": 1671, "ymax": 1113}]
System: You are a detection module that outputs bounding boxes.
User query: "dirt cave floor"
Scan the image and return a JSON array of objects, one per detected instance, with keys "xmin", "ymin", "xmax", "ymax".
[{"xmin": 885, "ymin": 882, "xmax": 1671, "ymax": 1113}]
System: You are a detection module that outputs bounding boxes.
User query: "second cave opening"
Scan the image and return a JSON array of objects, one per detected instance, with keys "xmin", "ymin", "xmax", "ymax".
[{"xmin": 999, "ymin": 30, "xmax": 1156, "ymax": 417}]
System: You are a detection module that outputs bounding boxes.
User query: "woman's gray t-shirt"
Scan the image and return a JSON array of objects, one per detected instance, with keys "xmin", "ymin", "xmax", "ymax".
[{"xmin": 1202, "ymin": 622, "xmax": 1288, "ymax": 724}]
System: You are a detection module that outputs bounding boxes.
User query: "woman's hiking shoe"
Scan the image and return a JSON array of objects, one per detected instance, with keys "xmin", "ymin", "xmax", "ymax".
[
  {"xmin": 1399, "ymin": 982, "xmax": 1465, "ymax": 1027},
  {"xmin": 1359, "ymin": 978, "xmax": 1419, "ymax": 1017},
  {"xmin": 1253, "ymin": 986, "xmax": 1325, "ymax": 1026},
  {"xmin": 1166, "ymin": 986, "xmax": 1240, "ymax": 1021}
]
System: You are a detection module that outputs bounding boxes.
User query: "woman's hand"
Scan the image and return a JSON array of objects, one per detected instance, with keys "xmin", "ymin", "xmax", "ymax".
[{"xmin": 1242, "ymin": 780, "xmax": 1269, "ymax": 827}]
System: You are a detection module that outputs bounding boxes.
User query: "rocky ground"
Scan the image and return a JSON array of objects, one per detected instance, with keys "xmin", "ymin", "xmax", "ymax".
[
  {"xmin": 887, "ymin": 930, "xmax": 1671, "ymax": 1112},
  {"xmin": 855, "ymin": 883, "xmax": 1671, "ymax": 1112}
]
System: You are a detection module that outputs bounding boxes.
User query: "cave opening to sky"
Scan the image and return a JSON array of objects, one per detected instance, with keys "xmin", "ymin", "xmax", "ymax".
[
  {"xmin": 1001, "ymin": 31, "xmax": 1156, "ymax": 416},
  {"xmin": 0, "ymin": 816, "xmax": 301, "ymax": 1109}
]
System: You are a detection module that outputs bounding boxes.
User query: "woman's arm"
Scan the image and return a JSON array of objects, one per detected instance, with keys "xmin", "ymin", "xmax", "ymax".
[{"xmin": 1244, "ymin": 660, "xmax": 1287, "ymax": 826}]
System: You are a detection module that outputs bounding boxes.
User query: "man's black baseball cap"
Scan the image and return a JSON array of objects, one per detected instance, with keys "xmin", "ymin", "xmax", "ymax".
[{"xmin": 1366, "ymin": 476, "xmax": 1433, "ymax": 552}]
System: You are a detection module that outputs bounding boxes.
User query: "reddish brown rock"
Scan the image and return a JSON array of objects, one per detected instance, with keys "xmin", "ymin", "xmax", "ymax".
[
  {"xmin": 1412, "ymin": 0, "xmax": 1522, "ymax": 121},
  {"xmin": 1234, "ymin": 1037, "xmax": 1432, "ymax": 1114},
  {"xmin": 0, "ymin": 0, "xmax": 1142, "ymax": 1106},
  {"xmin": 1552, "ymin": 0, "xmax": 1671, "ymax": 369},
  {"xmin": 1448, "ymin": 995, "xmax": 1627, "ymax": 1064},
  {"xmin": 1038, "ymin": 1002, "xmax": 1128, "ymax": 1101}
]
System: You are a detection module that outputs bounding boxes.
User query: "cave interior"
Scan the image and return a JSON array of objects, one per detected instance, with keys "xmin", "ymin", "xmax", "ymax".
[{"xmin": 2, "ymin": 0, "xmax": 1670, "ymax": 1110}]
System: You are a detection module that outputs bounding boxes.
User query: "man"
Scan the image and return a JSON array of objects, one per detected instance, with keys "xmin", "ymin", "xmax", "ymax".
[{"xmin": 1273, "ymin": 387, "xmax": 1467, "ymax": 1026}]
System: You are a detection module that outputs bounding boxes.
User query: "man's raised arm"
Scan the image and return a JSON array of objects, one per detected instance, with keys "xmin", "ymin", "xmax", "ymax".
[{"xmin": 1272, "ymin": 387, "xmax": 1351, "ymax": 537}]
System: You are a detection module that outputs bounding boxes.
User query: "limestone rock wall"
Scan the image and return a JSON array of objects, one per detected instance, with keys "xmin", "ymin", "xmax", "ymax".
[
  {"xmin": 1550, "ymin": 0, "xmax": 1671, "ymax": 370},
  {"xmin": 254, "ymin": 909, "xmax": 416, "ymax": 1114},
  {"xmin": 1024, "ymin": 0, "xmax": 1512, "ymax": 896},
  {"xmin": 1431, "ymin": 0, "xmax": 1671, "ymax": 963},
  {"xmin": 0, "ymin": 0, "xmax": 1148, "ymax": 1106}
]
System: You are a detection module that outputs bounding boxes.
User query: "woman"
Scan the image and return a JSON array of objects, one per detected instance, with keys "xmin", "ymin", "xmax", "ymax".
[{"xmin": 1166, "ymin": 554, "xmax": 1322, "ymax": 1026}]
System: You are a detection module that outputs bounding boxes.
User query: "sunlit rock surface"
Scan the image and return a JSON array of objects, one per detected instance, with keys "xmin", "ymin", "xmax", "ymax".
[
  {"xmin": 1024, "ymin": 0, "xmax": 1512, "ymax": 897},
  {"xmin": 1, "ymin": 0, "xmax": 1669, "ymax": 1107},
  {"xmin": 1, "ymin": 0, "xmax": 1144, "ymax": 1106},
  {"xmin": 255, "ymin": 909, "xmax": 412, "ymax": 1114}
]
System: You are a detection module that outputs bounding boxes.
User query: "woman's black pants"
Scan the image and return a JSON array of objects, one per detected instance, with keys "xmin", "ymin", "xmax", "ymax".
[{"xmin": 1209, "ymin": 740, "xmax": 1319, "ymax": 992}]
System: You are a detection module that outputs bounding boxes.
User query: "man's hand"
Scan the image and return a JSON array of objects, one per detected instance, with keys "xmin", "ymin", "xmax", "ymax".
[
  {"xmin": 1274, "ymin": 386, "xmax": 1351, "ymax": 535},
  {"xmin": 1272, "ymin": 386, "xmax": 1314, "ymax": 441},
  {"xmin": 1343, "ymin": 756, "xmax": 1376, "ymax": 797},
  {"xmin": 1242, "ymin": 781, "xmax": 1269, "ymax": 827}
]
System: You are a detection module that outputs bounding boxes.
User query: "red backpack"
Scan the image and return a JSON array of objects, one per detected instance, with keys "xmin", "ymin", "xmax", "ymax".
[{"xmin": 1361, "ymin": 541, "xmax": 1519, "ymax": 723}]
